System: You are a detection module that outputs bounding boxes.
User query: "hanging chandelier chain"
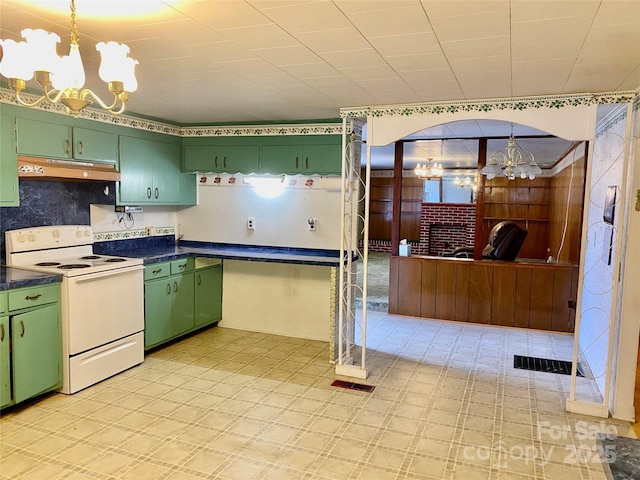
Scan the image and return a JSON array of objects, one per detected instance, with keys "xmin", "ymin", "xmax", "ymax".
[{"xmin": 70, "ymin": 0, "xmax": 79, "ymax": 46}]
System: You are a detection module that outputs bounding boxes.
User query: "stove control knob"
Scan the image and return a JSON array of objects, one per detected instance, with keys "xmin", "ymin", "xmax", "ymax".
[
  {"xmin": 52, "ymin": 230, "xmax": 60, "ymax": 238},
  {"xmin": 17, "ymin": 235, "xmax": 25, "ymax": 243},
  {"xmin": 83, "ymin": 230, "xmax": 90, "ymax": 237},
  {"xmin": 76, "ymin": 231, "xmax": 82, "ymax": 238},
  {"xmin": 28, "ymin": 234, "xmax": 35, "ymax": 242}
]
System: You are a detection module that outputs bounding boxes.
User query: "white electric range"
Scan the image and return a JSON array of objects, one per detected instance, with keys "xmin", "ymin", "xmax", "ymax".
[{"xmin": 5, "ymin": 225, "xmax": 144, "ymax": 394}]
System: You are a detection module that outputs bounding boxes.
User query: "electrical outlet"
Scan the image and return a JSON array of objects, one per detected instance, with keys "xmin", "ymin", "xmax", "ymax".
[{"xmin": 247, "ymin": 217, "xmax": 255, "ymax": 230}]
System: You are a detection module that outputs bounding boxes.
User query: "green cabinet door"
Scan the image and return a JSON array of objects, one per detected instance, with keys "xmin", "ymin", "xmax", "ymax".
[
  {"xmin": 183, "ymin": 145, "xmax": 218, "ymax": 172},
  {"xmin": 221, "ymin": 146, "xmax": 259, "ymax": 174},
  {"xmin": 195, "ymin": 266, "xmax": 222, "ymax": 328},
  {"xmin": 151, "ymin": 141, "xmax": 182, "ymax": 204},
  {"xmin": 0, "ymin": 115, "xmax": 19, "ymax": 206},
  {"xmin": 118, "ymin": 135, "xmax": 155, "ymax": 204},
  {"xmin": 172, "ymin": 272, "xmax": 194, "ymax": 336},
  {"xmin": 144, "ymin": 278, "xmax": 173, "ymax": 348},
  {"xmin": 302, "ymin": 144, "xmax": 342, "ymax": 175},
  {"xmin": 260, "ymin": 145, "xmax": 301, "ymax": 174},
  {"xmin": 11, "ymin": 304, "xmax": 61, "ymax": 404},
  {"xmin": 72, "ymin": 127, "xmax": 118, "ymax": 164},
  {"xmin": 183, "ymin": 145, "xmax": 259, "ymax": 173},
  {"xmin": 16, "ymin": 117, "xmax": 73, "ymax": 159},
  {"xmin": 0, "ymin": 316, "xmax": 11, "ymax": 408}
]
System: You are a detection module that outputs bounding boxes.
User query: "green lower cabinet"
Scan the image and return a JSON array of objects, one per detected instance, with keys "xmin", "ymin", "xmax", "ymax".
[
  {"xmin": 0, "ymin": 316, "xmax": 11, "ymax": 408},
  {"xmin": 144, "ymin": 278, "xmax": 174, "ymax": 348},
  {"xmin": 195, "ymin": 266, "xmax": 222, "ymax": 328},
  {"xmin": 172, "ymin": 272, "xmax": 194, "ymax": 336},
  {"xmin": 11, "ymin": 304, "xmax": 62, "ymax": 404},
  {"xmin": 144, "ymin": 260, "xmax": 221, "ymax": 350}
]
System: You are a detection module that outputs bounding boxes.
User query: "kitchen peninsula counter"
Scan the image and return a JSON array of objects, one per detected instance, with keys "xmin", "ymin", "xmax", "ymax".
[
  {"xmin": 0, "ymin": 266, "xmax": 62, "ymax": 290},
  {"xmin": 390, "ymin": 255, "xmax": 579, "ymax": 333}
]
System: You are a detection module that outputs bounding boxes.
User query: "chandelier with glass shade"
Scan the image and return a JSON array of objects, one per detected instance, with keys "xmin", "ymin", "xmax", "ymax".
[
  {"xmin": 414, "ymin": 158, "xmax": 444, "ymax": 180},
  {"xmin": 480, "ymin": 127, "xmax": 543, "ymax": 181},
  {"xmin": 0, "ymin": 0, "xmax": 138, "ymax": 117}
]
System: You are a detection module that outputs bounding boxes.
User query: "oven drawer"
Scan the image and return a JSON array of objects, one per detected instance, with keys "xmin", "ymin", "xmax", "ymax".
[
  {"xmin": 144, "ymin": 262, "xmax": 170, "ymax": 281},
  {"xmin": 171, "ymin": 258, "xmax": 194, "ymax": 275},
  {"xmin": 8, "ymin": 284, "xmax": 59, "ymax": 311}
]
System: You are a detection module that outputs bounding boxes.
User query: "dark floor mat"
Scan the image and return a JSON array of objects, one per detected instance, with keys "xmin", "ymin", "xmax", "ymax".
[{"xmin": 514, "ymin": 355, "xmax": 584, "ymax": 377}]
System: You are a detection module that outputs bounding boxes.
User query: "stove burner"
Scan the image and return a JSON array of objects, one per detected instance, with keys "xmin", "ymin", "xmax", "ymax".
[
  {"xmin": 104, "ymin": 258, "xmax": 127, "ymax": 263},
  {"xmin": 58, "ymin": 264, "xmax": 91, "ymax": 270},
  {"xmin": 81, "ymin": 255, "xmax": 101, "ymax": 260},
  {"xmin": 36, "ymin": 261, "xmax": 61, "ymax": 267}
]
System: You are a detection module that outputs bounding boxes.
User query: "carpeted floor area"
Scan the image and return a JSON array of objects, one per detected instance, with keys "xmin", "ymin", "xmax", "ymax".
[{"xmin": 354, "ymin": 253, "xmax": 390, "ymax": 312}]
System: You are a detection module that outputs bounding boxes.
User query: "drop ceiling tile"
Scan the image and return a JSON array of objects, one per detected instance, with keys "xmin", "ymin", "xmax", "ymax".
[
  {"xmin": 251, "ymin": 44, "xmax": 321, "ymax": 66},
  {"xmin": 249, "ymin": 0, "xmax": 352, "ymax": 34},
  {"xmin": 386, "ymin": 52, "xmax": 450, "ymax": 72},
  {"xmin": 177, "ymin": 1, "xmax": 272, "ymax": 30},
  {"xmin": 372, "ymin": 89, "xmax": 422, "ymax": 105},
  {"xmin": 511, "ymin": 16, "xmax": 593, "ymax": 46},
  {"xmin": 218, "ymin": 24, "xmax": 298, "ymax": 50},
  {"xmin": 334, "ymin": 1, "xmax": 412, "ymax": 15},
  {"xmin": 182, "ymin": 41, "xmax": 259, "ymax": 64},
  {"xmin": 450, "ymin": 55, "xmax": 510, "ymax": 75},
  {"xmin": 617, "ymin": 64, "xmax": 640, "ymax": 90},
  {"xmin": 368, "ymin": 32, "xmax": 441, "ymax": 57},
  {"xmin": 592, "ymin": 0, "xmax": 640, "ymax": 26},
  {"xmin": 512, "ymin": 40, "xmax": 583, "ymax": 63},
  {"xmin": 338, "ymin": 64, "xmax": 399, "ymax": 82},
  {"xmin": 400, "ymin": 68, "xmax": 459, "ymax": 88},
  {"xmin": 576, "ymin": 24, "xmax": 640, "ymax": 63},
  {"xmin": 457, "ymin": 71, "xmax": 512, "ymax": 99},
  {"xmin": 345, "ymin": 3, "xmax": 432, "ymax": 38},
  {"xmin": 440, "ymin": 35, "xmax": 510, "ymax": 60},
  {"xmin": 295, "ymin": 27, "xmax": 371, "ymax": 53},
  {"xmin": 421, "ymin": 1, "xmax": 508, "ymax": 18},
  {"xmin": 565, "ymin": 61, "xmax": 640, "ymax": 92},
  {"xmin": 244, "ymin": 71, "xmax": 303, "ymax": 87},
  {"xmin": 429, "ymin": 10, "xmax": 510, "ymax": 43},
  {"xmin": 303, "ymin": 75, "xmax": 358, "ymax": 90},
  {"xmin": 511, "ymin": 0, "xmax": 600, "ymax": 22},
  {"xmin": 281, "ymin": 62, "xmax": 341, "ymax": 79},
  {"xmin": 320, "ymin": 48, "xmax": 387, "ymax": 69}
]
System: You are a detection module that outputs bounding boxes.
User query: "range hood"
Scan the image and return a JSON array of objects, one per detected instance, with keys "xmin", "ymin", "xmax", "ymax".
[{"xmin": 17, "ymin": 156, "xmax": 120, "ymax": 182}]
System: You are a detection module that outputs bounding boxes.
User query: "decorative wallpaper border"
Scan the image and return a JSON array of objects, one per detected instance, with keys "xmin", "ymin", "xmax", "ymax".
[
  {"xmin": 339, "ymin": 91, "xmax": 638, "ymax": 119},
  {"xmin": 0, "ymin": 88, "xmax": 341, "ymax": 137},
  {"xmin": 94, "ymin": 226, "xmax": 174, "ymax": 242}
]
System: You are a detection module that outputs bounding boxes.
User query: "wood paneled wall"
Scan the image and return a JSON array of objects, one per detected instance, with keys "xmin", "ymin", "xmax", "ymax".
[
  {"xmin": 389, "ymin": 256, "xmax": 578, "ymax": 332},
  {"xmin": 369, "ymin": 176, "xmax": 423, "ymax": 241},
  {"xmin": 549, "ymin": 156, "xmax": 586, "ymax": 264}
]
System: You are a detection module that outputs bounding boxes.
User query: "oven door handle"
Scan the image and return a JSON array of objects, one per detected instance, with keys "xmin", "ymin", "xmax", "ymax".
[{"xmin": 73, "ymin": 265, "xmax": 143, "ymax": 283}]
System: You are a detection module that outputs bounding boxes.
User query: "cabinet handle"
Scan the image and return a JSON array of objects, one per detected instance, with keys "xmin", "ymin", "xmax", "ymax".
[
  {"xmin": 295, "ymin": 156, "xmax": 299, "ymax": 169},
  {"xmin": 166, "ymin": 283, "xmax": 171, "ymax": 295},
  {"xmin": 197, "ymin": 275, "xmax": 201, "ymax": 285},
  {"xmin": 174, "ymin": 281, "xmax": 178, "ymax": 293},
  {"xmin": 305, "ymin": 157, "xmax": 309, "ymax": 169},
  {"xmin": 78, "ymin": 140, "xmax": 84, "ymax": 154},
  {"xmin": 0, "ymin": 324, "xmax": 4, "ymax": 342},
  {"xmin": 154, "ymin": 187, "xmax": 159, "ymax": 199},
  {"xmin": 152, "ymin": 268, "xmax": 163, "ymax": 274},
  {"xmin": 20, "ymin": 320, "xmax": 25, "ymax": 337},
  {"xmin": 65, "ymin": 139, "xmax": 71, "ymax": 155},
  {"xmin": 147, "ymin": 187, "xmax": 152, "ymax": 199},
  {"xmin": 214, "ymin": 156, "xmax": 218, "ymax": 168},
  {"xmin": 25, "ymin": 294, "xmax": 42, "ymax": 301},
  {"xmin": 178, "ymin": 264, "xmax": 186, "ymax": 269},
  {"xmin": 223, "ymin": 156, "xmax": 227, "ymax": 169}
]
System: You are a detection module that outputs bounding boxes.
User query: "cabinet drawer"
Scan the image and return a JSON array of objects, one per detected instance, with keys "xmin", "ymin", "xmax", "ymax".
[
  {"xmin": 8, "ymin": 284, "xmax": 59, "ymax": 311},
  {"xmin": 144, "ymin": 262, "xmax": 170, "ymax": 281},
  {"xmin": 171, "ymin": 258, "xmax": 194, "ymax": 275},
  {"xmin": 0, "ymin": 293, "xmax": 7, "ymax": 314}
]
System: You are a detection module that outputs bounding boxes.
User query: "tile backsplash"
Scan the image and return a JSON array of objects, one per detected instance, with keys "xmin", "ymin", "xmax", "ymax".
[{"xmin": 0, "ymin": 179, "xmax": 116, "ymax": 263}]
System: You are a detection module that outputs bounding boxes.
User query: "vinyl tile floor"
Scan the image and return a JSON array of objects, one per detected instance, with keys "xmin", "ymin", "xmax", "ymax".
[{"xmin": 0, "ymin": 311, "xmax": 635, "ymax": 480}]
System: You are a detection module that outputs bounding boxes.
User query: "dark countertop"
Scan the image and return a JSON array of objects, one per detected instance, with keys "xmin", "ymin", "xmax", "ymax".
[
  {"xmin": 96, "ymin": 241, "xmax": 345, "ymax": 267},
  {"xmin": 0, "ymin": 266, "xmax": 62, "ymax": 291},
  {"xmin": 598, "ymin": 433, "xmax": 640, "ymax": 479}
]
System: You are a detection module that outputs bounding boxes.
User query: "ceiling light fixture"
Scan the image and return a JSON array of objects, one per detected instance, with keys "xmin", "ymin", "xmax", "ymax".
[
  {"xmin": 480, "ymin": 125, "xmax": 542, "ymax": 180},
  {"xmin": 453, "ymin": 176, "xmax": 478, "ymax": 191},
  {"xmin": 414, "ymin": 158, "xmax": 443, "ymax": 180},
  {"xmin": 0, "ymin": 0, "xmax": 138, "ymax": 117}
]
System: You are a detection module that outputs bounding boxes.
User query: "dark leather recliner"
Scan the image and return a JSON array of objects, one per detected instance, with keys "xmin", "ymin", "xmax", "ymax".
[{"xmin": 442, "ymin": 221, "xmax": 527, "ymax": 261}]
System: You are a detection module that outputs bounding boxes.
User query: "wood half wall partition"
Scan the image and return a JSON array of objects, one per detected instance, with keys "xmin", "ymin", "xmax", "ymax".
[{"xmin": 389, "ymin": 256, "xmax": 578, "ymax": 333}]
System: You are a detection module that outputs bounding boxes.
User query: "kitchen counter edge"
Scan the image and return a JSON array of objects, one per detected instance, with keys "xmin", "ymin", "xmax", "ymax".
[{"xmin": 0, "ymin": 266, "xmax": 63, "ymax": 291}]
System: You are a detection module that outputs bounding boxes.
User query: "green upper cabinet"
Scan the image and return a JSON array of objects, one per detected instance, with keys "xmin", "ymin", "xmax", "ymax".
[
  {"xmin": 0, "ymin": 115, "xmax": 19, "ymax": 206},
  {"xmin": 260, "ymin": 142, "xmax": 342, "ymax": 175},
  {"xmin": 118, "ymin": 135, "xmax": 195, "ymax": 206},
  {"xmin": 72, "ymin": 127, "xmax": 118, "ymax": 164},
  {"xmin": 183, "ymin": 145, "xmax": 259, "ymax": 174},
  {"xmin": 15, "ymin": 117, "xmax": 118, "ymax": 164}
]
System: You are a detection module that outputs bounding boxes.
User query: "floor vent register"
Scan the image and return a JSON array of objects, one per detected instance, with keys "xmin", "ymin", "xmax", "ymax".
[
  {"xmin": 331, "ymin": 380, "xmax": 376, "ymax": 393},
  {"xmin": 514, "ymin": 355, "xmax": 584, "ymax": 377}
]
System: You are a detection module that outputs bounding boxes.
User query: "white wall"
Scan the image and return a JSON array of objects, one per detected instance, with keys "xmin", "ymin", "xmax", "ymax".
[{"xmin": 176, "ymin": 174, "xmax": 342, "ymax": 250}]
